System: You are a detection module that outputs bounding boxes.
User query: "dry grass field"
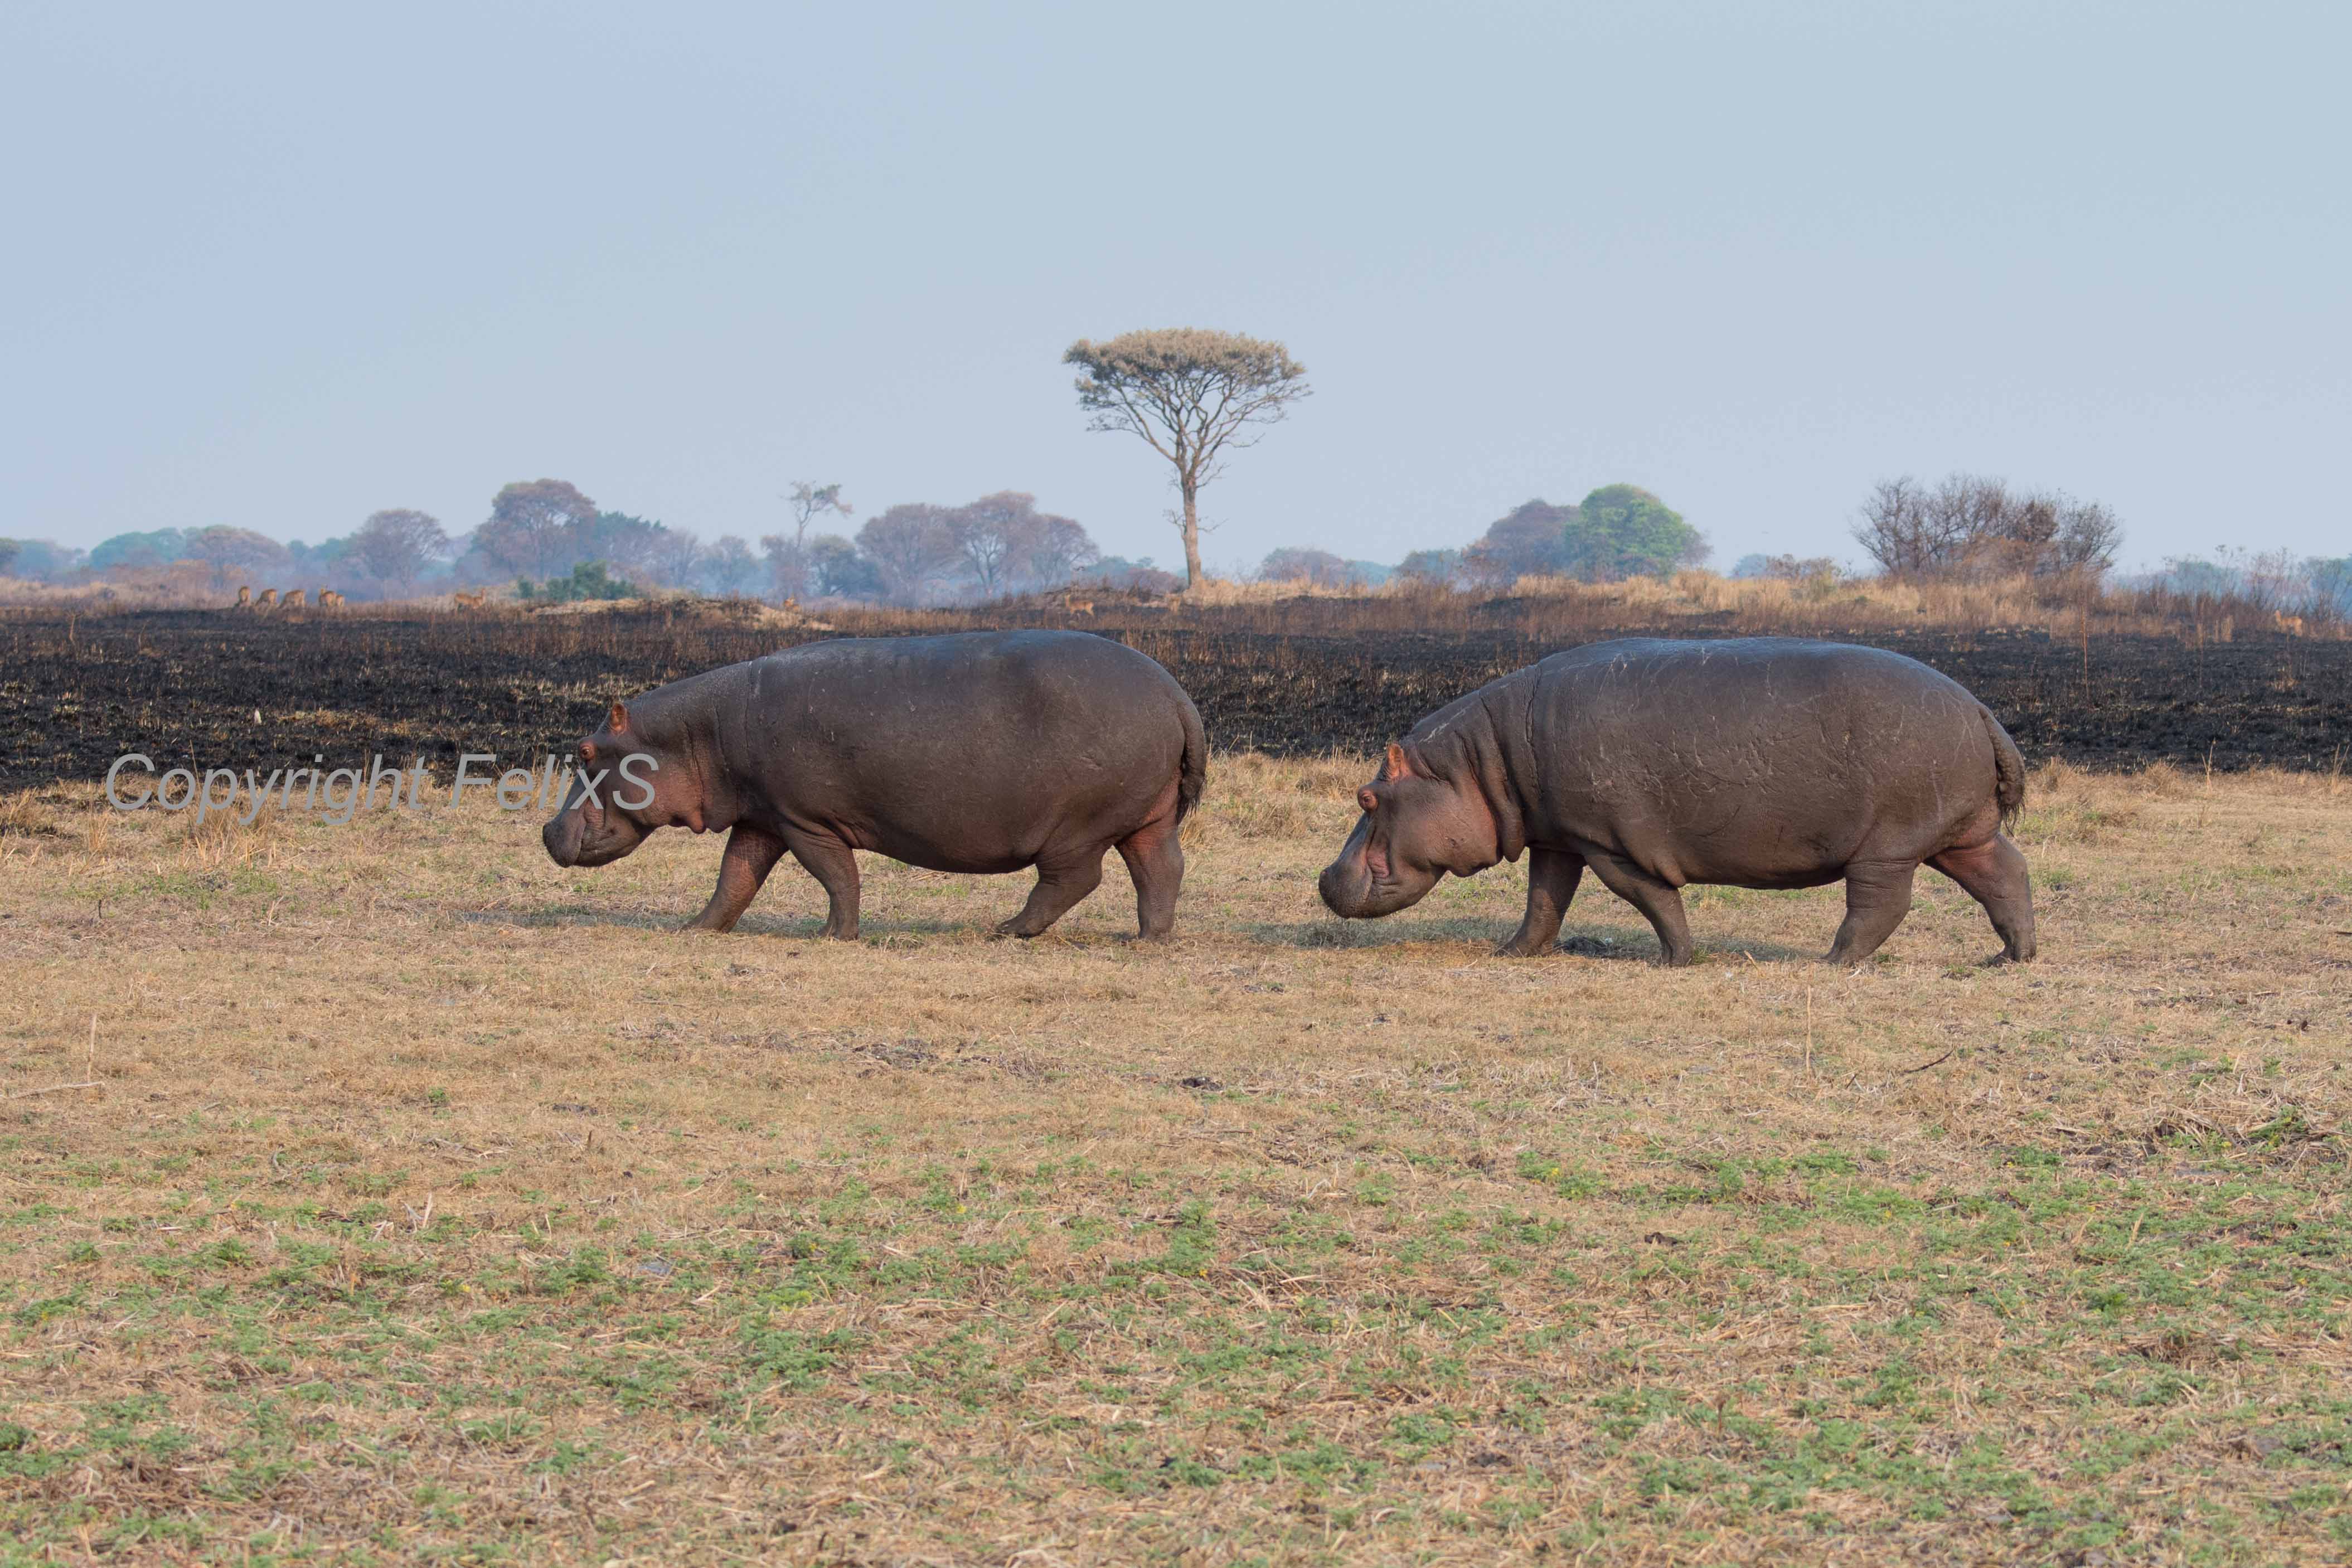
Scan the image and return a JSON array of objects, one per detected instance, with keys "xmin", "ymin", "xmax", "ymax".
[{"xmin": 1, "ymin": 758, "xmax": 2347, "ymax": 1565}]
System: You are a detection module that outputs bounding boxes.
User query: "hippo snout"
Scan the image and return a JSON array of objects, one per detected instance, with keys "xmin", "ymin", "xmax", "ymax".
[
  {"xmin": 542, "ymin": 810, "xmax": 584, "ymax": 867},
  {"xmin": 1319, "ymin": 859, "xmax": 1373, "ymax": 918}
]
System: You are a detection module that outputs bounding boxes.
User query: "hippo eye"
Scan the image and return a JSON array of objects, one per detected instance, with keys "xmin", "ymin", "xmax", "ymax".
[
  {"xmin": 579, "ymin": 742, "xmax": 596, "ymax": 764},
  {"xmin": 1358, "ymin": 787, "xmax": 1380, "ymax": 814}
]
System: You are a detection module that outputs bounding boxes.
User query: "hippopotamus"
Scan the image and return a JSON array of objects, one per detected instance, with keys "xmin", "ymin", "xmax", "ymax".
[
  {"xmin": 1317, "ymin": 637, "xmax": 2034, "ymax": 966},
  {"xmin": 543, "ymin": 630, "xmax": 1205, "ymax": 940}
]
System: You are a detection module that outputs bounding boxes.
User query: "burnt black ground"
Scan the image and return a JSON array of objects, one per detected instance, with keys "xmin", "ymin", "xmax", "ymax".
[{"xmin": 3, "ymin": 607, "xmax": 2347, "ymax": 792}]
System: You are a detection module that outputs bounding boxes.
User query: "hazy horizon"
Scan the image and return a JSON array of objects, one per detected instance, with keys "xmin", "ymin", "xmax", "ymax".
[{"xmin": 4, "ymin": 3, "xmax": 2345, "ymax": 575}]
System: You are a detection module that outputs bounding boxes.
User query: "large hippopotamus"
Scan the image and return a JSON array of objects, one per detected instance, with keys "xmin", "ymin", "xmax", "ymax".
[
  {"xmin": 543, "ymin": 630, "xmax": 1206, "ymax": 940},
  {"xmin": 1317, "ymin": 637, "xmax": 2034, "ymax": 966}
]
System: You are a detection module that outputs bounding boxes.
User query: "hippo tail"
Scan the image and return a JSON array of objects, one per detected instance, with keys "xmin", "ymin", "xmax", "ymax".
[
  {"xmin": 1982, "ymin": 704, "xmax": 2026, "ymax": 829},
  {"xmin": 1174, "ymin": 688, "xmax": 1207, "ymax": 826}
]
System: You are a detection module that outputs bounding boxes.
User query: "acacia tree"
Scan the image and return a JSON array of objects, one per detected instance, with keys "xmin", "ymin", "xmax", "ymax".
[
  {"xmin": 350, "ymin": 509, "xmax": 451, "ymax": 595},
  {"xmin": 760, "ymin": 481, "xmax": 853, "ymax": 601},
  {"xmin": 1064, "ymin": 328, "xmax": 1310, "ymax": 590}
]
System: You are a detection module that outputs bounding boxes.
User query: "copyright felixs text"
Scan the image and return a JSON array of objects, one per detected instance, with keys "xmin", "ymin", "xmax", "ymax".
[{"xmin": 103, "ymin": 754, "xmax": 654, "ymax": 824}]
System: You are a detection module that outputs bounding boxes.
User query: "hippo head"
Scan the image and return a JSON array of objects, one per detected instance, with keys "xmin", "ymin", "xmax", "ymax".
[
  {"xmin": 542, "ymin": 700, "xmax": 705, "ymax": 868},
  {"xmin": 1318, "ymin": 742, "xmax": 1502, "ymax": 919}
]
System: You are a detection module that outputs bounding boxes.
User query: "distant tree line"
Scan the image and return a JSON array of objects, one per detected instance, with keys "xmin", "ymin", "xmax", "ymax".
[
  {"xmin": 2134, "ymin": 548, "xmax": 2352, "ymax": 620},
  {"xmin": 3, "ymin": 477, "xmax": 1153, "ymax": 607},
  {"xmin": 16, "ymin": 441, "xmax": 2344, "ymax": 621},
  {"xmin": 1250, "ymin": 484, "xmax": 1707, "ymax": 593}
]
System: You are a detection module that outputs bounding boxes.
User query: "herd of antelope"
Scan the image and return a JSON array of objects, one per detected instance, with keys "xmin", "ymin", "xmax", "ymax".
[{"xmin": 233, "ymin": 586, "xmax": 344, "ymax": 610}]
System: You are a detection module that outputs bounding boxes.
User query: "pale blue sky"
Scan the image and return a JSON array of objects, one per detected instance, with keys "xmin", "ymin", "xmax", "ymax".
[{"xmin": 4, "ymin": 2, "xmax": 2344, "ymax": 571}]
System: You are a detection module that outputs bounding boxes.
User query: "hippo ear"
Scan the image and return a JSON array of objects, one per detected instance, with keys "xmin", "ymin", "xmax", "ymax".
[
  {"xmin": 609, "ymin": 700, "xmax": 631, "ymax": 735},
  {"xmin": 1384, "ymin": 742, "xmax": 1412, "ymax": 781}
]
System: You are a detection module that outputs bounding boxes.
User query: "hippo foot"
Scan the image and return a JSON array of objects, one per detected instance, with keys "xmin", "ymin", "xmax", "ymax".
[{"xmin": 1492, "ymin": 936, "xmax": 1550, "ymax": 958}]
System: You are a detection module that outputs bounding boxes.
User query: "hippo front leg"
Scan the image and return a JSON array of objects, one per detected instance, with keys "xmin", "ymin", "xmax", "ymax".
[
  {"xmin": 684, "ymin": 824, "xmax": 789, "ymax": 933},
  {"xmin": 1496, "ymin": 847, "xmax": 1584, "ymax": 956}
]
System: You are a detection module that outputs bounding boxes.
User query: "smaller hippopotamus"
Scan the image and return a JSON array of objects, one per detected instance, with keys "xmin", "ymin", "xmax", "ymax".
[
  {"xmin": 1318, "ymin": 638, "xmax": 2035, "ymax": 966},
  {"xmin": 543, "ymin": 630, "xmax": 1206, "ymax": 940}
]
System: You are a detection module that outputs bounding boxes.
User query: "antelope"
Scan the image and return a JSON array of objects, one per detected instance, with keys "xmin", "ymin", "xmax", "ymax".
[
  {"xmin": 453, "ymin": 589, "xmax": 487, "ymax": 608},
  {"xmin": 1061, "ymin": 593, "xmax": 1095, "ymax": 616},
  {"xmin": 282, "ymin": 588, "xmax": 307, "ymax": 609},
  {"xmin": 234, "ymin": 586, "xmax": 251, "ymax": 609},
  {"xmin": 256, "ymin": 589, "xmax": 278, "ymax": 608},
  {"xmin": 318, "ymin": 590, "xmax": 345, "ymax": 609}
]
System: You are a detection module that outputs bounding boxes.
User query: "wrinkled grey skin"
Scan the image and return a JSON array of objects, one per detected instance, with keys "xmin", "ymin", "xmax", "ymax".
[
  {"xmin": 545, "ymin": 630, "xmax": 1206, "ymax": 941},
  {"xmin": 1319, "ymin": 638, "xmax": 2034, "ymax": 966}
]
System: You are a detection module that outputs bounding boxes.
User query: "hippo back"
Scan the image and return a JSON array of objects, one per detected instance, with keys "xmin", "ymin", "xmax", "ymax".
[{"xmin": 1470, "ymin": 638, "xmax": 2010, "ymax": 887}]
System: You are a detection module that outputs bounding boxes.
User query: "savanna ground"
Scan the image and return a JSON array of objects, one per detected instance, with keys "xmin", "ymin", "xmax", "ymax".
[{"xmin": 1, "ymin": 757, "xmax": 2348, "ymax": 1566}]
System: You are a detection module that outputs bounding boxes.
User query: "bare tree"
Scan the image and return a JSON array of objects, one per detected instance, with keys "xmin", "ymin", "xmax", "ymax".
[
  {"xmin": 945, "ymin": 492, "xmax": 1025, "ymax": 599},
  {"xmin": 1856, "ymin": 473, "xmax": 2121, "ymax": 580},
  {"xmin": 855, "ymin": 504, "xmax": 958, "ymax": 605},
  {"xmin": 761, "ymin": 481, "xmax": 853, "ymax": 601},
  {"xmin": 940, "ymin": 492, "xmax": 1098, "ymax": 599},
  {"xmin": 350, "ymin": 509, "xmax": 452, "ymax": 595},
  {"xmin": 1064, "ymin": 328, "xmax": 1310, "ymax": 590},
  {"xmin": 2047, "ymin": 497, "xmax": 2122, "ymax": 576},
  {"xmin": 1017, "ymin": 511, "xmax": 1099, "ymax": 589}
]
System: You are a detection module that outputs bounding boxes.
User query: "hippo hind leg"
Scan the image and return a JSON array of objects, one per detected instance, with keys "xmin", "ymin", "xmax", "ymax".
[
  {"xmin": 1825, "ymin": 860, "xmax": 1918, "ymax": 966},
  {"xmin": 787, "ymin": 830, "xmax": 863, "ymax": 940},
  {"xmin": 996, "ymin": 848, "xmax": 1105, "ymax": 939},
  {"xmin": 1114, "ymin": 818, "xmax": 1185, "ymax": 941},
  {"xmin": 1582, "ymin": 851, "xmax": 1694, "ymax": 967},
  {"xmin": 1929, "ymin": 833, "xmax": 2036, "ymax": 962}
]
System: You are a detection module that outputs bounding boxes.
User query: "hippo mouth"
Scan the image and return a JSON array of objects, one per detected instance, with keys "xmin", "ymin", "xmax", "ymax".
[
  {"xmin": 1318, "ymin": 853, "xmax": 1427, "ymax": 920},
  {"xmin": 542, "ymin": 808, "xmax": 648, "ymax": 868}
]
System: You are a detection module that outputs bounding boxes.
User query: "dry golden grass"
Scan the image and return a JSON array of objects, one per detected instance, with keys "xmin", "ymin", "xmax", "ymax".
[
  {"xmin": 1171, "ymin": 569, "xmax": 2343, "ymax": 642},
  {"xmin": 2, "ymin": 759, "xmax": 2348, "ymax": 1565}
]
